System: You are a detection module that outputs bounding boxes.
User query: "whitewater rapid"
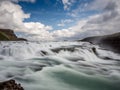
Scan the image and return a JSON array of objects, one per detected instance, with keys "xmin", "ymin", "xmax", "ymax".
[{"xmin": 0, "ymin": 41, "xmax": 120, "ymax": 90}]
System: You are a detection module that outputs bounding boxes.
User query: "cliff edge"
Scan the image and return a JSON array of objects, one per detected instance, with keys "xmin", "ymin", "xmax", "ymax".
[
  {"xmin": 0, "ymin": 29, "xmax": 27, "ymax": 41},
  {"xmin": 80, "ymin": 32, "xmax": 120, "ymax": 53}
]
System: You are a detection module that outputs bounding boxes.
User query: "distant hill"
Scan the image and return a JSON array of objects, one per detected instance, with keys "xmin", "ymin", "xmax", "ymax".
[
  {"xmin": 0, "ymin": 29, "xmax": 27, "ymax": 41},
  {"xmin": 80, "ymin": 32, "xmax": 120, "ymax": 53}
]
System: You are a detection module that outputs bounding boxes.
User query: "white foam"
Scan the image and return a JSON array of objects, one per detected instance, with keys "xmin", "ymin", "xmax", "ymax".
[{"xmin": 0, "ymin": 41, "xmax": 120, "ymax": 90}]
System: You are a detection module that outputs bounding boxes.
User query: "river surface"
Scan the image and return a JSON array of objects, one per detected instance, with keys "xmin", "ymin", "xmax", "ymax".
[{"xmin": 0, "ymin": 41, "xmax": 120, "ymax": 90}]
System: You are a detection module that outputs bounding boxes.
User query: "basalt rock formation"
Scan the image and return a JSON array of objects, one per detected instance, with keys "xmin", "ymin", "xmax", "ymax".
[{"xmin": 0, "ymin": 29, "xmax": 27, "ymax": 41}]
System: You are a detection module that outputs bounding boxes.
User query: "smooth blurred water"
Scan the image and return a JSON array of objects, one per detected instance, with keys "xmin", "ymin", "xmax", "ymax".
[{"xmin": 0, "ymin": 41, "xmax": 120, "ymax": 90}]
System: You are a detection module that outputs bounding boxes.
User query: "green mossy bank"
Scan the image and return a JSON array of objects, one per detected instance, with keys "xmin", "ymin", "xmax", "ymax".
[
  {"xmin": 0, "ymin": 29, "xmax": 27, "ymax": 41},
  {"xmin": 0, "ymin": 31, "xmax": 10, "ymax": 40}
]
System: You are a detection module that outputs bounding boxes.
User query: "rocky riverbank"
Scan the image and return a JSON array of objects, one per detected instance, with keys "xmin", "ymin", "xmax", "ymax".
[
  {"xmin": 80, "ymin": 32, "xmax": 120, "ymax": 53},
  {"xmin": 0, "ymin": 29, "xmax": 27, "ymax": 41},
  {"xmin": 0, "ymin": 79, "xmax": 24, "ymax": 90}
]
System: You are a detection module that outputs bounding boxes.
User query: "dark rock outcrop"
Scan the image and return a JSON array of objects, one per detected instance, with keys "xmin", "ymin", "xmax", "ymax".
[
  {"xmin": 51, "ymin": 47, "xmax": 76, "ymax": 53},
  {"xmin": 17, "ymin": 38, "xmax": 27, "ymax": 41},
  {"xmin": 0, "ymin": 29, "xmax": 27, "ymax": 41},
  {"xmin": 0, "ymin": 79, "xmax": 24, "ymax": 90},
  {"xmin": 0, "ymin": 31, "xmax": 10, "ymax": 40},
  {"xmin": 80, "ymin": 32, "xmax": 120, "ymax": 53}
]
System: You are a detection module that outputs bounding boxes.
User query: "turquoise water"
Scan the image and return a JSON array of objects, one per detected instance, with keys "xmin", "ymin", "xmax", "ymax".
[{"xmin": 0, "ymin": 41, "xmax": 120, "ymax": 90}]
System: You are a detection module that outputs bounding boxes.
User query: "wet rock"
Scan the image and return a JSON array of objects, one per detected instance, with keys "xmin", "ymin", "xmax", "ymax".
[
  {"xmin": 51, "ymin": 47, "xmax": 76, "ymax": 53},
  {"xmin": 92, "ymin": 47, "xmax": 98, "ymax": 56},
  {"xmin": 29, "ymin": 64, "xmax": 46, "ymax": 72},
  {"xmin": 17, "ymin": 38, "xmax": 27, "ymax": 41},
  {"xmin": 0, "ymin": 79, "xmax": 24, "ymax": 90},
  {"xmin": 41, "ymin": 50, "xmax": 48, "ymax": 56}
]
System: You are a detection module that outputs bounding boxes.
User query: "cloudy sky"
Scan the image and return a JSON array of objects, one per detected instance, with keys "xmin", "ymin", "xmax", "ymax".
[{"xmin": 0, "ymin": 0, "xmax": 120, "ymax": 41}]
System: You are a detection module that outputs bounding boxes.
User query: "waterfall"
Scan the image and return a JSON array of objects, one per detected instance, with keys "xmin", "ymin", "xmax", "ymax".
[{"xmin": 0, "ymin": 41, "xmax": 120, "ymax": 90}]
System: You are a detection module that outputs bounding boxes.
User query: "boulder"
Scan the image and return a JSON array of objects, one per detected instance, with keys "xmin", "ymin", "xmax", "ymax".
[{"xmin": 0, "ymin": 79, "xmax": 24, "ymax": 90}]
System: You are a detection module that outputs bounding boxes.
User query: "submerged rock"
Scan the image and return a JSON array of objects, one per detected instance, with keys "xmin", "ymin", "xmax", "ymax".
[
  {"xmin": 51, "ymin": 47, "xmax": 76, "ymax": 53},
  {"xmin": 0, "ymin": 79, "xmax": 24, "ymax": 90}
]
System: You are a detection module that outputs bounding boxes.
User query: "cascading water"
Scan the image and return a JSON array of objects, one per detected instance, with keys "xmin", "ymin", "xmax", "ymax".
[{"xmin": 0, "ymin": 41, "xmax": 120, "ymax": 90}]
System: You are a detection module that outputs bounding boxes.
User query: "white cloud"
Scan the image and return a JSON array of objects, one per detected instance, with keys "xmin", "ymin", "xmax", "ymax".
[
  {"xmin": 80, "ymin": 0, "xmax": 120, "ymax": 33},
  {"xmin": 0, "ymin": 0, "xmax": 54, "ymax": 41},
  {"xmin": 86, "ymin": 0, "xmax": 117, "ymax": 11},
  {"xmin": 67, "ymin": 1, "xmax": 88, "ymax": 17},
  {"xmin": 0, "ymin": 0, "xmax": 120, "ymax": 41},
  {"xmin": 62, "ymin": 0, "xmax": 75, "ymax": 10},
  {"xmin": 52, "ymin": 29, "xmax": 75, "ymax": 39},
  {"xmin": 52, "ymin": 19, "xmax": 88, "ymax": 40},
  {"xmin": 23, "ymin": 22, "xmax": 54, "ymax": 41},
  {"xmin": 0, "ymin": 1, "xmax": 30, "ymax": 31},
  {"xmin": 53, "ymin": 0, "xmax": 120, "ymax": 40},
  {"xmin": 57, "ymin": 19, "xmax": 73, "ymax": 27}
]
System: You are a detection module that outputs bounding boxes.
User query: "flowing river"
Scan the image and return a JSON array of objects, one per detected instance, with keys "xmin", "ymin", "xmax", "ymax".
[{"xmin": 0, "ymin": 41, "xmax": 120, "ymax": 90}]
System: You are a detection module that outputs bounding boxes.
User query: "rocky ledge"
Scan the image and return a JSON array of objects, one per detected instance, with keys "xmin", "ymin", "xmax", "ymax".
[
  {"xmin": 80, "ymin": 32, "xmax": 120, "ymax": 53},
  {"xmin": 0, "ymin": 79, "xmax": 24, "ymax": 90},
  {"xmin": 0, "ymin": 29, "xmax": 27, "ymax": 41}
]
